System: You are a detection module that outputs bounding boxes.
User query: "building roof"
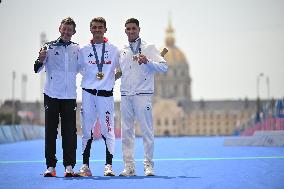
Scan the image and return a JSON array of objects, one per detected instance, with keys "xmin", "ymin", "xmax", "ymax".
[
  {"xmin": 177, "ymin": 99, "xmax": 259, "ymax": 113},
  {"xmin": 164, "ymin": 18, "xmax": 188, "ymax": 65}
]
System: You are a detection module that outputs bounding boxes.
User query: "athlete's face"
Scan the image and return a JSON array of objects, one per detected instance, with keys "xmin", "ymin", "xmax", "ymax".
[
  {"xmin": 90, "ymin": 21, "xmax": 107, "ymax": 39},
  {"xmin": 125, "ymin": 23, "xmax": 140, "ymax": 42},
  {"xmin": 59, "ymin": 24, "xmax": 75, "ymax": 42}
]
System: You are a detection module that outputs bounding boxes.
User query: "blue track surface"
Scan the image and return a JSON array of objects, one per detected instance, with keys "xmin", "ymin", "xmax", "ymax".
[{"xmin": 0, "ymin": 137, "xmax": 284, "ymax": 189}]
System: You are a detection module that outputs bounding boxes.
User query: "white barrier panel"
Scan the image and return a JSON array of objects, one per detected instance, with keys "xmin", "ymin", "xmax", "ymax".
[
  {"xmin": 0, "ymin": 125, "xmax": 45, "ymax": 144},
  {"xmin": 224, "ymin": 130, "xmax": 284, "ymax": 147}
]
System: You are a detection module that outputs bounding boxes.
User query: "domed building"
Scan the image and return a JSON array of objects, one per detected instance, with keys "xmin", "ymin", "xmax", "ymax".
[
  {"xmin": 154, "ymin": 19, "xmax": 192, "ymax": 102},
  {"xmin": 151, "ymin": 19, "xmax": 258, "ymax": 137},
  {"xmin": 151, "ymin": 19, "xmax": 191, "ymax": 136}
]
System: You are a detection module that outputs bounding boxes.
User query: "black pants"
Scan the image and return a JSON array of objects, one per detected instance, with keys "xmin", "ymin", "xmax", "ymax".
[
  {"xmin": 44, "ymin": 94, "xmax": 77, "ymax": 168},
  {"xmin": 82, "ymin": 133, "xmax": 113, "ymax": 166}
]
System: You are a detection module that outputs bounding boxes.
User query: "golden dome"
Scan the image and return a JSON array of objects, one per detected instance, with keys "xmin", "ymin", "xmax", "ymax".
[
  {"xmin": 162, "ymin": 18, "xmax": 188, "ymax": 65},
  {"xmin": 163, "ymin": 46, "xmax": 188, "ymax": 65}
]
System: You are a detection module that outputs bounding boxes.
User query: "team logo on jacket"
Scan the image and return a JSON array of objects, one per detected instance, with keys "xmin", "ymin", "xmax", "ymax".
[
  {"xmin": 105, "ymin": 111, "xmax": 111, "ymax": 132},
  {"xmin": 88, "ymin": 53, "xmax": 93, "ymax": 57}
]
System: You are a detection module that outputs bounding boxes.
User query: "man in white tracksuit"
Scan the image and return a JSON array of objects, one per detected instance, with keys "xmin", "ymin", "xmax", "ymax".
[
  {"xmin": 77, "ymin": 17, "xmax": 119, "ymax": 177},
  {"xmin": 119, "ymin": 18, "xmax": 168, "ymax": 176}
]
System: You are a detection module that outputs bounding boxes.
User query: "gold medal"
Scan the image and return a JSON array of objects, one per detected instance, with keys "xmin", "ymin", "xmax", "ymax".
[{"xmin": 96, "ymin": 72, "xmax": 104, "ymax": 80}]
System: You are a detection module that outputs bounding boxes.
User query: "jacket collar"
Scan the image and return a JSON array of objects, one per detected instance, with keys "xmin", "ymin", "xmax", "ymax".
[
  {"xmin": 124, "ymin": 38, "xmax": 146, "ymax": 49},
  {"xmin": 52, "ymin": 37, "xmax": 72, "ymax": 46}
]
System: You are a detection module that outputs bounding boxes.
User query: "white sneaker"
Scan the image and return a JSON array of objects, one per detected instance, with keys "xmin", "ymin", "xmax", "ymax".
[
  {"xmin": 44, "ymin": 167, "xmax": 56, "ymax": 177},
  {"xmin": 77, "ymin": 164, "xmax": 92, "ymax": 177},
  {"xmin": 104, "ymin": 164, "xmax": 115, "ymax": 176},
  {"xmin": 119, "ymin": 166, "xmax": 136, "ymax": 176},
  {"xmin": 64, "ymin": 165, "xmax": 78, "ymax": 177},
  {"xmin": 144, "ymin": 164, "xmax": 155, "ymax": 176}
]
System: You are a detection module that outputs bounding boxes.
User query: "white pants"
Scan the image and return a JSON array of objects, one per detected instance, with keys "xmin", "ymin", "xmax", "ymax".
[
  {"xmin": 121, "ymin": 94, "xmax": 154, "ymax": 167},
  {"xmin": 81, "ymin": 89, "xmax": 115, "ymax": 155}
]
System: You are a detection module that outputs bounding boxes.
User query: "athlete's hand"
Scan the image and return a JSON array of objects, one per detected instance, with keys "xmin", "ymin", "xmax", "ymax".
[
  {"xmin": 38, "ymin": 47, "xmax": 47, "ymax": 63},
  {"xmin": 138, "ymin": 54, "xmax": 148, "ymax": 65}
]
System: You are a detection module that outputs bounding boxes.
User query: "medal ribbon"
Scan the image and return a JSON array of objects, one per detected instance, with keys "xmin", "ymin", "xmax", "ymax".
[
  {"xmin": 92, "ymin": 42, "xmax": 106, "ymax": 72},
  {"xmin": 129, "ymin": 38, "xmax": 141, "ymax": 55}
]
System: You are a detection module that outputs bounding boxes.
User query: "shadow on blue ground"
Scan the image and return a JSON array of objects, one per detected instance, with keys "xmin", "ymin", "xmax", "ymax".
[{"xmin": 59, "ymin": 175, "xmax": 197, "ymax": 180}]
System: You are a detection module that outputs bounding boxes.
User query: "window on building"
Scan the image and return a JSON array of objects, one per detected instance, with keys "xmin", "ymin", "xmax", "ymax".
[
  {"xmin": 165, "ymin": 118, "xmax": 169, "ymax": 126},
  {"xmin": 225, "ymin": 112, "xmax": 229, "ymax": 119},
  {"xmin": 225, "ymin": 128, "xmax": 229, "ymax": 134},
  {"xmin": 217, "ymin": 128, "xmax": 221, "ymax": 134},
  {"xmin": 196, "ymin": 128, "xmax": 200, "ymax": 134},
  {"xmin": 174, "ymin": 85, "xmax": 178, "ymax": 93},
  {"xmin": 234, "ymin": 114, "xmax": 237, "ymax": 119},
  {"xmin": 157, "ymin": 119, "xmax": 161, "ymax": 126},
  {"xmin": 164, "ymin": 130, "xmax": 170, "ymax": 136}
]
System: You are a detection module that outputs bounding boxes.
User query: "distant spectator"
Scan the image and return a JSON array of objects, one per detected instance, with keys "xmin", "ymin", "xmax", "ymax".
[{"xmin": 275, "ymin": 98, "xmax": 284, "ymax": 118}]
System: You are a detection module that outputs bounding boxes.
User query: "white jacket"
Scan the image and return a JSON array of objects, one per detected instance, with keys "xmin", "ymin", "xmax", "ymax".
[
  {"xmin": 36, "ymin": 40, "xmax": 80, "ymax": 99},
  {"xmin": 119, "ymin": 39, "xmax": 168, "ymax": 95},
  {"xmin": 79, "ymin": 41, "xmax": 120, "ymax": 91}
]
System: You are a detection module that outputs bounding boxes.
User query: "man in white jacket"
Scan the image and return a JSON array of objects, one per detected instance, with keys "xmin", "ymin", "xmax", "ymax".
[
  {"xmin": 34, "ymin": 17, "xmax": 79, "ymax": 177},
  {"xmin": 119, "ymin": 18, "xmax": 168, "ymax": 176},
  {"xmin": 76, "ymin": 17, "xmax": 120, "ymax": 177}
]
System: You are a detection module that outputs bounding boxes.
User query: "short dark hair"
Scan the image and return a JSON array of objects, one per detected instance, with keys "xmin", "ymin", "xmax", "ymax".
[
  {"xmin": 90, "ymin": 17, "xmax": 107, "ymax": 28},
  {"xmin": 61, "ymin": 17, "xmax": 76, "ymax": 30},
  {"xmin": 125, "ymin": 18, "xmax": 139, "ymax": 27}
]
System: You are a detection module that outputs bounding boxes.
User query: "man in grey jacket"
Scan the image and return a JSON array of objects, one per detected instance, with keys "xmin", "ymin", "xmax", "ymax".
[
  {"xmin": 34, "ymin": 17, "xmax": 79, "ymax": 177},
  {"xmin": 118, "ymin": 18, "xmax": 168, "ymax": 176}
]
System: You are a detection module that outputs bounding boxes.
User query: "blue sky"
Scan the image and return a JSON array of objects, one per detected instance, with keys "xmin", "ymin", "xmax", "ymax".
[{"xmin": 0, "ymin": 0, "xmax": 283, "ymax": 102}]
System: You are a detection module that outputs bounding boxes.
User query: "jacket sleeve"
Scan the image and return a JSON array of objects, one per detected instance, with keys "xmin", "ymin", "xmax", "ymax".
[
  {"xmin": 145, "ymin": 45, "xmax": 168, "ymax": 73},
  {"xmin": 34, "ymin": 44, "xmax": 49, "ymax": 73},
  {"xmin": 77, "ymin": 49, "xmax": 85, "ymax": 75}
]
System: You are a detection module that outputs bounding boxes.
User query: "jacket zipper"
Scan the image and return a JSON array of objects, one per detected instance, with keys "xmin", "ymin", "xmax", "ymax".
[{"xmin": 64, "ymin": 46, "xmax": 68, "ymax": 97}]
